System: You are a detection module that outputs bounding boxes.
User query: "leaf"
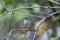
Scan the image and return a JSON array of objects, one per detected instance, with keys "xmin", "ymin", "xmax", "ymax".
[
  {"xmin": 52, "ymin": 17, "xmax": 58, "ymax": 22},
  {"xmin": 0, "ymin": 4, "xmax": 4, "ymax": 10},
  {"xmin": 14, "ymin": 9, "xmax": 30, "ymax": 22},
  {"xmin": 32, "ymin": 4, "xmax": 41, "ymax": 13}
]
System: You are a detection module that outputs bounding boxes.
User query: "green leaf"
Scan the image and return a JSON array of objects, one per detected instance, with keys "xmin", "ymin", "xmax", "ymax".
[
  {"xmin": 14, "ymin": 9, "xmax": 30, "ymax": 22},
  {"xmin": 0, "ymin": 4, "xmax": 4, "ymax": 10},
  {"xmin": 32, "ymin": 4, "xmax": 41, "ymax": 13},
  {"xmin": 52, "ymin": 17, "xmax": 58, "ymax": 22}
]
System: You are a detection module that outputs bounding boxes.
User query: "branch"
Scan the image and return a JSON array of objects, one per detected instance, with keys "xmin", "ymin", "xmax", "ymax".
[
  {"xmin": 0, "ymin": 11, "xmax": 8, "ymax": 20},
  {"xmin": 49, "ymin": 10, "xmax": 60, "ymax": 17},
  {"xmin": 33, "ymin": 10, "xmax": 60, "ymax": 40},
  {"xmin": 12, "ymin": 9, "xmax": 44, "ymax": 19},
  {"xmin": 6, "ymin": 10, "xmax": 60, "ymax": 40},
  {"xmin": 48, "ymin": 0, "xmax": 60, "ymax": 5},
  {"xmin": 12, "ymin": 6, "xmax": 60, "ymax": 11},
  {"xmin": 25, "ymin": 10, "xmax": 60, "ymax": 31},
  {"xmin": 25, "ymin": 14, "xmax": 44, "ymax": 18},
  {"xmin": 0, "ymin": 0, "xmax": 60, "ymax": 19},
  {"xmin": 0, "ymin": 0, "xmax": 9, "ymax": 10},
  {"xmin": 33, "ymin": 17, "xmax": 46, "ymax": 40},
  {"xmin": 6, "ymin": 29, "xmax": 36, "ymax": 40}
]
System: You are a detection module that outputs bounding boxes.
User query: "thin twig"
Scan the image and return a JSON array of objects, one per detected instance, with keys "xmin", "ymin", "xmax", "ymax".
[
  {"xmin": 49, "ymin": 10, "xmax": 60, "ymax": 17},
  {"xmin": 12, "ymin": 6, "xmax": 60, "ymax": 11},
  {"xmin": 0, "ymin": 0, "xmax": 8, "ymax": 10},
  {"xmin": 6, "ymin": 10, "xmax": 60, "ymax": 40},
  {"xmin": 48, "ymin": 0, "xmax": 60, "ymax": 5},
  {"xmin": 13, "ymin": 10, "xmax": 44, "ymax": 18},
  {"xmin": 33, "ymin": 17, "xmax": 46, "ymax": 40},
  {"xmin": 25, "ymin": 14, "xmax": 44, "ymax": 18},
  {"xmin": 0, "ymin": 11, "xmax": 8, "ymax": 19},
  {"xmin": 7, "ymin": 29, "xmax": 36, "ymax": 40},
  {"xmin": 0, "ymin": 0, "xmax": 60, "ymax": 19},
  {"xmin": 0, "ymin": 0, "xmax": 60, "ymax": 40},
  {"xmin": 33, "ymin": 10, "xmax": 60, "ymax": 40}
]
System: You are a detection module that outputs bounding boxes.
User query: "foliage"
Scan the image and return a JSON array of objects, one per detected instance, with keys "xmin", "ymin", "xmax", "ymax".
[{"xmin": 0, "ymin": 0, "xmax": 60, "ymax": 40}]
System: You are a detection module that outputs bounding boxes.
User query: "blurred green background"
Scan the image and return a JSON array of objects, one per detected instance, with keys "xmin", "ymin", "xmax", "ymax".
[{"xmin": 0, "ymin": 0, "xmax": 60, "ymax": 40}]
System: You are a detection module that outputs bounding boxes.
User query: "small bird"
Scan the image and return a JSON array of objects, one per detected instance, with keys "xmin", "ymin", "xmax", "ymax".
[
  {"xmin": 24, "ymin": 17, "xmax": 31, "ymax": 28},
  {"xmin": 20, "ymin": 17, "xmax": 31, "ymax": 34}
]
